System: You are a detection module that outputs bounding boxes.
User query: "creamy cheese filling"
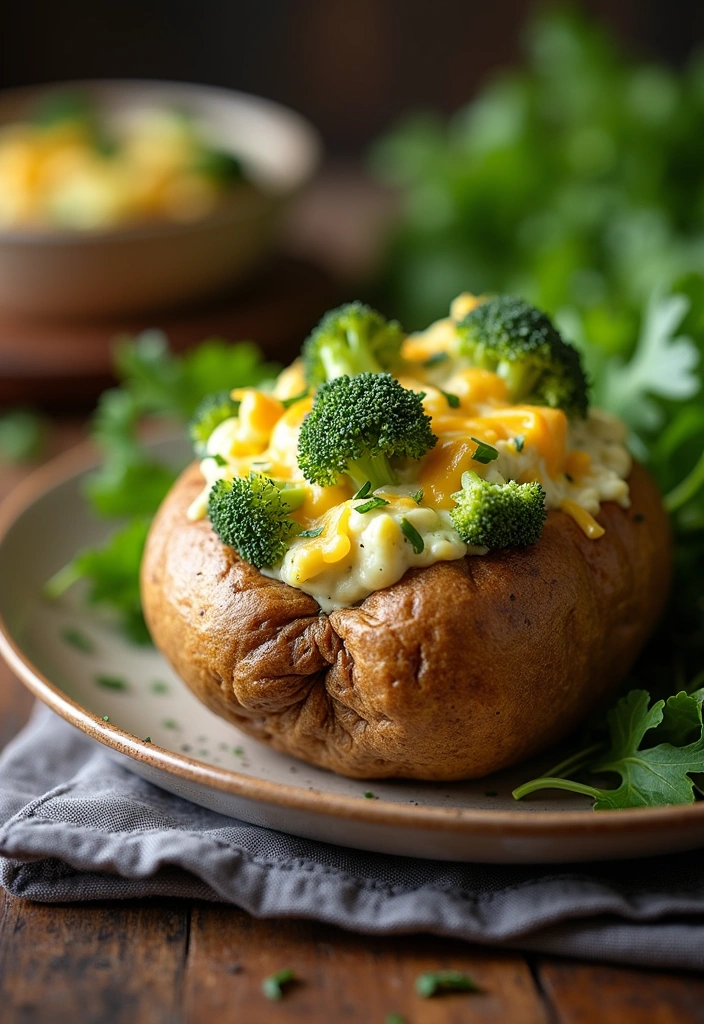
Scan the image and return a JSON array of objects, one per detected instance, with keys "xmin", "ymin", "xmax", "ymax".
[{"xmin": 187, "ymin": 295, "xmax": 632, "ymax": 611}]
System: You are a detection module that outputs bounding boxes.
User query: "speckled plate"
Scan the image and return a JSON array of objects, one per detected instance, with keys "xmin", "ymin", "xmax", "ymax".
[{"xmin": 1, "ymin": 439, "xmax": 704, "ymax": 863}]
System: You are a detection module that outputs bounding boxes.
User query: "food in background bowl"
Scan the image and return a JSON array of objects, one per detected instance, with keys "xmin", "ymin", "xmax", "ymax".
[
  {"xmin": 0, "ymin": 81, "xmax": 320, "ymax": 317},
  {"xmin": 0, "ymin": 90, "xmax": 251, "ymax": 231},
  {"xmin": 141, "ymin": 295, "xmax": 670, "ymax": 780}
]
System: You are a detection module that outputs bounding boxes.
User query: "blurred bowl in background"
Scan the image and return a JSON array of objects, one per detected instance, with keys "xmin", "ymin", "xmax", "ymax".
[{"xmin": 0, "ymin": 80, "xmax": 321, "ymax": 319}]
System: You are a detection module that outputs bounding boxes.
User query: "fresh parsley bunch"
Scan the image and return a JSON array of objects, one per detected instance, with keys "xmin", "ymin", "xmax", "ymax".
[{"xmin": 46, "ymin": 331, "xmax": 279, "ymax": 642}]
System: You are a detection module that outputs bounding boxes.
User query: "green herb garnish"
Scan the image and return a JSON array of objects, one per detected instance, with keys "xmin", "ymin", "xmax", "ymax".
[
  {"xmin": 440, "ymin": 389, "xmax": 460, "ymax": 409},
  {"xmin": 353, "ymin": 481, "xmax": 372, "ymax": 499},
  {"xmin": 423, "ymin": 352, "xmax": 449, "ymax": 368},
  {"xmin": 61, "ymin": 627, "xmax": 94, "ymax": 653},
  {"xmin": 355, "ymin": 496, "xmax": 391, "ymax": 514},
  {"xmin": 415, "ymin": 970, "xmax": 479, "ymax": 997},
  {"xmin": 261, "ymin": 968, "xmax": 296, "ymax": 1001},
  {"xmin": 299, "ymin": 527, "xmax": 324, "ymax": 538},
  {"xmin": 101, "ymin": 716, "xmax": 110, "ymax": 723},
  {"xmin": 211, "ymin": 453, "xmax": 227, "ymax": 467},
  {"xmin": 514, "ymin": 435, "xmax": 525, "ymax": 453},
  {"xmin": 470, "ymin": 438, "xmax": 499, "ymax": 464},
  {"xmin": 513, "ymin": 689, "xmax": 704, "ymax": 809},
  {"xmin": 412, "ymin": 488, "xmax": 423, "ymax": 504},
  {"xmin": 281, "ymin": 389, "xmax": 309, "ymax": 409},
  {"xmin": 363, "ymin": 791, "xmax": 376, "ymax": 799},
  {"xmin": 400, "ymin": 518, "xmax": 424, "ymax": 554},
  {"xmin": 94, "ymin": 675, "xmax": 128, "ymax": 692}
]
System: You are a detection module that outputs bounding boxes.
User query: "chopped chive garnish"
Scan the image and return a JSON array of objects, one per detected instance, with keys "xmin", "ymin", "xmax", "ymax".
[
  {"xmin": 211, "ymin": 453, "xmax": 227, "ymax": 467},
  {"xmin": 144, "ymin": 736, "xmax": 152, "ymax": 744},
  {"xmin": 299, "ymin": 527, "xmax": 323, "ymax": 538},
  {"xmin": 353, "ymin": 481, "xmax": 372, "ymax": 499},
  {"xmin": 364, "ymin": 791, "xmax": 376, "ymax": 799},
  {"xmin": 61, "ymin": 626, "xmax": 94, "ymax": 653},
  {"xmin": 412, "ymin": 488, "xmax": 423, "ymax": 504},
  {"xmin": 514, "ymin": 434, "xmax": 525, "ymax": 452},
  {"xmin": 150, "ymin": 681, "xmax": 169, "ymax": 695},
  {"xmin": 400, "ymin": 518, "xmax": 424, "ymax": 554},
  {"xmin": 233, "ymin": 747, "xmax": 244, "ymax": 757},
  {"xmin": 94, "ymin": 674, "xmax": 128, "ymax": 692},
  {"xmin": 355, "ymin": 496, "xmax": 390, "ymax": 514},
  {"xmin": 162, "ymin": 719, "xmax": 180, "ymax": 730},
  {"xmin": 440, "ymin": 389, "xmax": 460, "ymax": 409},
  {"xmin": 281, "ymin": 389, "xmax": 309, "ymax": 409},
  {"xmin": 423, "ymin": 351, "xmax": 449, "ymax": 368},
  {"xmin": 470, "ymin": 437, "xmax": 499, "ymax": 464},
  {"xmin": 415, "ymin": 970, "xmax": 479, "ymax": 997},
  {"xmin": 102, "ymin": 716, "xmax": 110, "ymax": 723},
  {"xmin": 261, "ymin": 967, "xmax": 296, "ymax": 1000}
]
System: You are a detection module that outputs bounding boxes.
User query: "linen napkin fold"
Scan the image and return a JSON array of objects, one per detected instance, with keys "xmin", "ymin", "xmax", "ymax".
[{"xmin": 2, "ymin": 703, "xmax": 703, "ymax": 971}]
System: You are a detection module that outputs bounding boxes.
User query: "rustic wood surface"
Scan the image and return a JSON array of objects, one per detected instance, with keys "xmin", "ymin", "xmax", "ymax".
[{"xmin": 1, "ymin": 430, "xmax": 703, "ymax": 1024}]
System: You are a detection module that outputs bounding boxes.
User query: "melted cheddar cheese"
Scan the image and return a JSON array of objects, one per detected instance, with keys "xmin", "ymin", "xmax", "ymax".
[{"xmin": 187, "ymin": 294, "xmax": 632, "ymax": 610}]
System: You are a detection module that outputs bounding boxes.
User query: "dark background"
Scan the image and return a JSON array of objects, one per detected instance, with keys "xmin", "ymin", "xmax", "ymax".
[{"xmin": 1, "ymin": 0, "xmax": 702, "ymax": 155}]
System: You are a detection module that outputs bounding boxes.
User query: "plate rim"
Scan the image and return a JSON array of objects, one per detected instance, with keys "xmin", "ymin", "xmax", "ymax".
[{"xmin": 2, "ymin": 440, "xmax": 703, "ymax": 840}]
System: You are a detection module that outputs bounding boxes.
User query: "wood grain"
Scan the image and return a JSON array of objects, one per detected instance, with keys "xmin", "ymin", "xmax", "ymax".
[
  {"xmin": 183, "ymin": 905, "xmax": 549, "ymax": 1023},
  {"xmin": 0, "ymin": 895, "xmax": 189, "ymax": 1024},
  {"xmin": 538, "ymin": 960, "xmax": 704, "ymax": 1024}
]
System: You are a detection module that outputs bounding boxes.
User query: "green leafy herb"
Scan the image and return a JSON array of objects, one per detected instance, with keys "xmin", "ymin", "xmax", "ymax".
[
  {"xmin": 47, "ymin": 331, "xmax": 276, "ymax": 643},
  {"xmin": 363, "ymin": 791, "xmax": 376, "ymax": 799},
  {"xmin": 281, "ymin": 389, "xmax": 309, "ymax": 409},
  {"xmin": 299, "ymin": 527, "xmax": 324, "ymax": 538},
  {"xmin": 440, "ymin": 389, "xmax": 460, "ymax": 409},
  {"xmin": 423, "ymin": 351, "xmax": 449, "ymax": 368},
  {"xmin": 400, "ymin": 517, "xmax": 424, "ymax": 554},
  {"xmin": 46, "ymin": 518, "xmax": 153, "ymax": 644},
  {"xmin": 101, "ymin": 716, "xmax": 110, "ymax": 723},
  {"xmin": 412, "ymin": 488, "xmax": 424, "ymax": 504},
  {"xmin": 514, "ymin": 435, "xmax": 525, "ymax": 453},
  {"xmin": 470, "ymin": 438, "xmax": 499, "ymax": 464},
  {"xmin": 211, "ymin": 453, "xmax": 228, "ymax": 467},
  {"xmin": 261, "ymin": 968, "xmax": 296, "ymax": 1001},
  {"xmin": 353, "ymin": 481, "xmax": 372, "ymax": 499},
  {"xmin": 150, "ymin": 681, "xmax": 169, "ymax": 695},
  {"xmin": 415, "ymin": 970, "xmax": 479, "ymax": 997},
  {"xmin": 61, "ymin": 627, "xmax": 94, "ymax": 653},
  {"xmin": 595, "ymin": 292, "xmax": 699, "ymax": 438},
  {"xmin": 144, "ymin": 736, "xmax": 152, "ymax": 744},
  {"xmin": 513, "ymin": 690, "xmax": 704, "ymax": 809},
  {"xmin": 94, "ymin": 675, "xmax": 128, "ymax": 692},
  {"xmin": 355, "ymin": 496, "xmax": 391, "ymax": 514},
  {"xmin": 0, "ymin": 410, "xmax": 47, "ymax": 464}
]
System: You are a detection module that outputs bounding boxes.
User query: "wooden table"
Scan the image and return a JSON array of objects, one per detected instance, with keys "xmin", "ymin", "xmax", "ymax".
[{"xmin": 0, "ymin": 425, "xmax": 703, "ymax": 1023}]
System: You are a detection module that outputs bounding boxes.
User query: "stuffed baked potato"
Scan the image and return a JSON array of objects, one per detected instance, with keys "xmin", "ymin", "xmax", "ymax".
[{"xmin": 141, "ymin": 295, "xmax": 671, "ymax": 780}]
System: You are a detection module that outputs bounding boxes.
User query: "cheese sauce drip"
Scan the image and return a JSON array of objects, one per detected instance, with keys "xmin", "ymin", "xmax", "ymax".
[{"xmin": 188, "ymin": 295, "xmax": 632, "ymax": 611}]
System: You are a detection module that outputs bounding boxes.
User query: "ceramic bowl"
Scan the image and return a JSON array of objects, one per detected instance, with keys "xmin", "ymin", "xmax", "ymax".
[{"xmin": 0, "ymin": 80, "xmax": 321, "ymax": 319}]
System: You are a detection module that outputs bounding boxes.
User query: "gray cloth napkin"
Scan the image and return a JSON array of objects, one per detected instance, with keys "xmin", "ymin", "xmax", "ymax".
[{"xmin": 2, "ymin": 703, "xmax": 704, "ymax": 972}]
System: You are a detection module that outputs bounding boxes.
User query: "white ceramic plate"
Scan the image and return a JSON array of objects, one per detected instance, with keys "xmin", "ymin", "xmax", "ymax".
[{"xmin": 1, "ymin": 439, "xmax": 703, "ymax": 863}]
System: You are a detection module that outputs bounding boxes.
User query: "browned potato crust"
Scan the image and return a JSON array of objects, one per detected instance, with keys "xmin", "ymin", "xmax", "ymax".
[{"xmin": 141, "ymin": 461, "xmax": 671, "ymax": 780}]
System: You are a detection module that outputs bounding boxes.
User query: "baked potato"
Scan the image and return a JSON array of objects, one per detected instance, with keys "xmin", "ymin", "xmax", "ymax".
[{"xmin": 141, "ymin": 294, "xmax": 671, "ymax": 780}]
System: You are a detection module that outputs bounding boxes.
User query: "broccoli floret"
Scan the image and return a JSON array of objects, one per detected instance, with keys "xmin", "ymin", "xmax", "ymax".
[
  {"xmin": 450, "ymin": 471, "xmax": 546, "ymax": 549},
  {"xmin": 302, "ymin": 302, "xmax": 405, "ymax": 387},
  {"xmin": 207, "ymin": 474, "xmax": 306, "ymax": 568},
  {"xmin": 189, "ymin": 391, "xmax": 240, "ymax": 457},
  {"xmin": 456, "ymin": 296, "xmax": 589, "ymax": 418},
  {"xmin": 297, "ymin": 373, "xmax": 436, "ymax": 491}
]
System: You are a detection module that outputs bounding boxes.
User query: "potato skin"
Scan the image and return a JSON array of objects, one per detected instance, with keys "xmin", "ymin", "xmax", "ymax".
[{"xmin": 141, "ymin": 461, "xmax": 671, "ymax": 780}]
